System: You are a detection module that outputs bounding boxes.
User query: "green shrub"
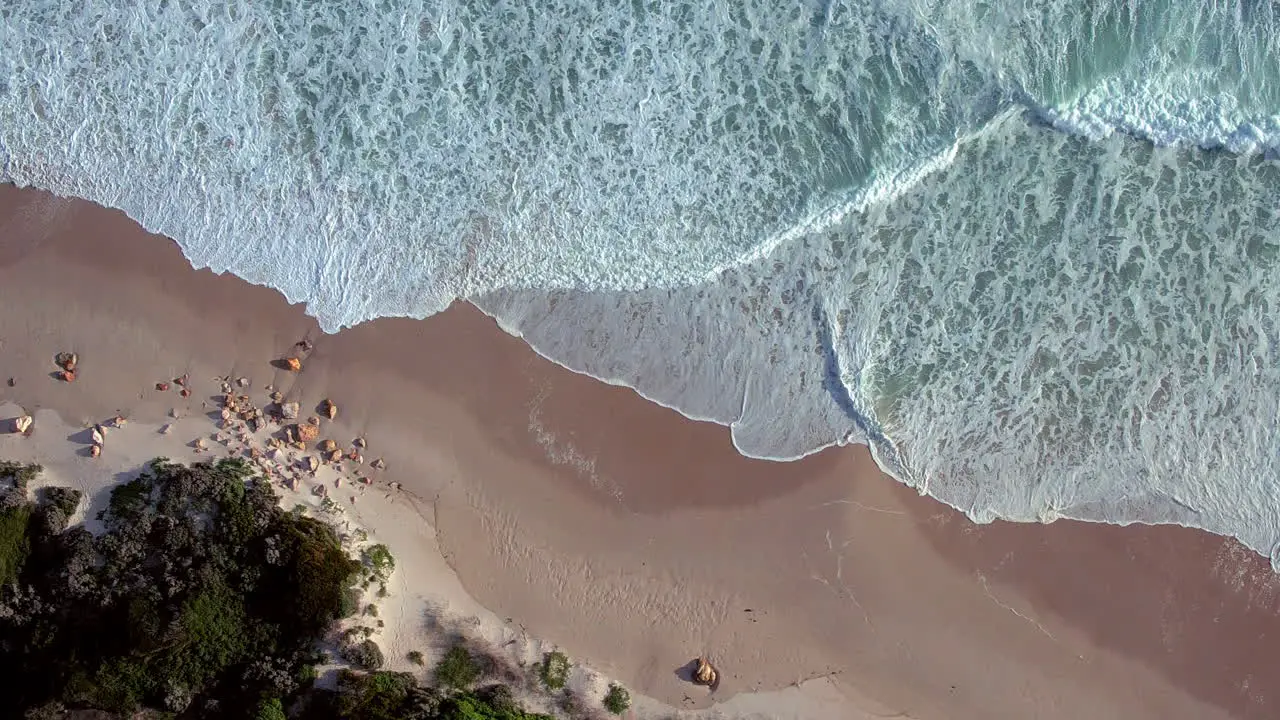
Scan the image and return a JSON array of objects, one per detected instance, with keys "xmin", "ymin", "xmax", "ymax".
[
  {"xmin": 603, "ymin": 683, "xmax": 630, "ymax": 715},
  {"xmin": 342, "ymin": 639, "xmax": 385, "ymax": 671},
  {"xmin": 407, "ymin": 650, "xmax": 424, "ymax": 666},
  {"xmin": 537, "ymin": 650, "xmax": 570, "ymax": 690},
  {"xmin": 41, "ymin": 486, "xmax": 82, "ymax": 519},
  {"xmin": 0, "ymin": 503, "xmax": 32, "ymax": 586},
  {"xmin": 335, "ymin": 669, "xmax": 416, "ymax": 720},
  {"xmin": 363, "ymin": 544, "xmax": 395, "ymax": 581},
  {"xmin": 434, "ymin": 644, "xmax": 481, "ymax": 690},
  {"xmin": 254, "ymin": 697, "xmax": 287, "ymax": 720}
]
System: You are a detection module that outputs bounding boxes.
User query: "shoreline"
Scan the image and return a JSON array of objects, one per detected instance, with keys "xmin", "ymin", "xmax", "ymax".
[{"xmin": 3, "ymin": 183, "xmax": 1280, "ymax": 718}]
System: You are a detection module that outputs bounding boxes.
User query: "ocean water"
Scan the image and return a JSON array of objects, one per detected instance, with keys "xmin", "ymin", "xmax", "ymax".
[{"xmin": 2, "ymin": 2, "xmax": 1280, "ymax": 560}]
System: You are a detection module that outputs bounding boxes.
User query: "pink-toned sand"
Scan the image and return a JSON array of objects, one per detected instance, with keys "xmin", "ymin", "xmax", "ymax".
[{"xmin": 2, "ymin": 183, "xmax": 1279, "ymax": 719}]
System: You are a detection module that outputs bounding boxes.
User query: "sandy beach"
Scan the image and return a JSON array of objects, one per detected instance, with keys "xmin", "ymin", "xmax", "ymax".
[{"xmin": 3, "ymin": 182, "xmax": 1280, "ymax": 719}]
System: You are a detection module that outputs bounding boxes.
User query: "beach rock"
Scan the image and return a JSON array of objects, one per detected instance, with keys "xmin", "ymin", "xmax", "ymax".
[
  {"xmin": 11, "ymin": 415, "xmax": 32, "ymax": 434},
  {"xmin": 180, "ymin": 388, "xmax": 192, "ymax": 398},
  {"xmin": 335, "ymin": 477, "xmax": 343, "ymax": 488},
  {"xmin": 294, "ymin": 423, "xmax": 320, "ymax": 443},
  {"xmin": 283, "ymin": 356, "xmax": 303, "ymax": 372},
  {"xmin": 112, "ymin": 416, "xmax": 127, "ymax": 428},
  {"xmin": 320, "ymin": 439, "xmax": 337, "ymax": 453},
  {"xmin": 159, "ymin": 424, "xmax": 173, "ymax": 435},
  {"xmin": 281, "ymin": 402, "xmax": 300, "ymax": 420},
  {"xmin": 6, "ymin": 378, "xmax": 14, "ymax": 387},
  {"xmin": 54, "ymin": 352, "xmax": 77, "ymax": 372},
  {"xmin": 306, "ymin": 456, "xmax": 320, "ymax": 472},
  {"xmin": 90, "ymin": 427, "xmax": 105, "ymax": 446},
  {"xmin": 270, "ymin": 390, "xmax": 284, "ymax": 404},
  {"xmin": 170, "ymin": 408, "xmax": 180, "ymax": 418},
  {"xmin": 237, "ymin": 377, "xmax": 250, "ymax": 387},
  {"xmin": 353, "ymin": 437, "xmax": 367, "ymax": 448},
  {"xmin": 194, "ymin": 437, "xmax": 207, "ymax": 452},
  {"xmin": 321, "ymin": 399, "xmax": 338, "ymax": 420},
  {"xmin": 348, "ymin": 451, "xmax": 363, "ymax": 464},
  {"xmin": 328, "ymin": 449, "xmax": 343, "ymax": 464},
  {"xmin": 360, "ymin": 476, "xmax": 372, "ymax": 485},
  {"xmin": 221, "ymin": 380, "xmax": 233, "ymax": 394},
  {"xmin": 693, "ymin": 658, "xmax": 717, "ymax": 686},
  {"xmin": 57, "ymin": 370, "xmax": 76, "ymax": 383},
  {"xmin": 308, "ymin": 416, "xmax": 320, "ymax": 426},
  {"xmin": 370, "ymin": 458, "xmax": 386, "ymax": 470},
  {"xmin": 175, "ymin": 374, "xmax": 189, "ymax": 387},
  {"xmin": 90, "ymin": 444, "xmax": 101, "ymax": 458},
  {"xmin": 156, "ymin": 382, "xmax": 170, "ymax": 391}
]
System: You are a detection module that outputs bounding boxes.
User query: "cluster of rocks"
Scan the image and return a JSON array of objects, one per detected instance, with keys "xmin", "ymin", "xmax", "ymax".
[{"xmin": 9, "ymin": 341, "xmax": 397, "ymax": 507}]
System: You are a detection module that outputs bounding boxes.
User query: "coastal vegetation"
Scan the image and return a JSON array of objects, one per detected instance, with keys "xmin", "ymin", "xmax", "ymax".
[{"xmin": 0, "ymin": 457, "xmax": 628, "ymax": 720}]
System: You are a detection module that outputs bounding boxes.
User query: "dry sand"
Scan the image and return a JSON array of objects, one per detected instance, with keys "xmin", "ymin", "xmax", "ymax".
[{"xmin": 3, "ymin": 183, "xmax": 1280, "ymax": 719}]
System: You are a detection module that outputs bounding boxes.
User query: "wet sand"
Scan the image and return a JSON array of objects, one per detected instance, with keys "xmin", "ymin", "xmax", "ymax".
[{"xmin": 2, "ymin": 183, "xmax": 1279, "ymax": 719}]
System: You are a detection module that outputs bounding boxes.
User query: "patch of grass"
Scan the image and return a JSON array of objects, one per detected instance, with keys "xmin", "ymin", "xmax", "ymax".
[
  {"xmin": 434, "ymin": 644, "xmax": 481, "ymax": 690},
  {"xmin": 537, "ymin": 650, "xmax": 570, "ymax": 690},
  {"xmin": 603, "ymin": 683, "xmax": 631, "ymax": 715},
  {"xmin": 363, "ymin": 544, "xmax": 395, "ymax": 581},
  {"xmin": 0, "ymin": 503, "xmax": 33, "ymax": 586}
]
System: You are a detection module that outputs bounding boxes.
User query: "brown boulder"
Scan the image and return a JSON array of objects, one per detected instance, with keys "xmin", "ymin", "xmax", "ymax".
[
  {"xmin": 294, "ymin": 423, "xmax": 320, "ymax": 443},
  {"xmin": 693, "ymin": 658, "xmax": 717, "ymax": 686}
]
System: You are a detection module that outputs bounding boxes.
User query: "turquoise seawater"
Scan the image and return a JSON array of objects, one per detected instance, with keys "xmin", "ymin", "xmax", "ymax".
[{"xmin": 2, "ymin": 1, "xmax": 1279, "ymax": 561}]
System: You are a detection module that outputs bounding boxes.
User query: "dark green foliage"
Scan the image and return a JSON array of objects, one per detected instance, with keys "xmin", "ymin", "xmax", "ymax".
[
  {"xmin": 363, "ymin": 543, "xmax": 395, "ymax": 581},
  {"xmin": 0, "ymin": 456, "xmax": 569, "ymax": 720},
  {"xmin": 435, "ymin": 644, "xmax": 483, "ymax": 690},
  {"xmin": 537, "ymin": 650, "xmax": 570, "ymax": 690},
  {"xmin": 0, "ymin": 503, "xmax": 32, "ymax": 586},
  {"xmin": 408, "ymin": 650, "xmax": 425, "ymax": 666},
  {"xmin": 334, "ymin": 669, "xmax": 418, "ymax": 719},
  {"xmin": 603, "ymin": 683, "xmax": 631, "ymax": 715},
  {"xmin": 342, "ymin": 638, "xmax": 386, "ymax": 671},
  {"xmin": 435, "ymin": 691, "xmax": 554, "ymax": 720},
  {"xmin": 40, "ymin": 487, "xmax": 81, "ymax": 519},
  {"xmin": 255, "ymin": 697, "xmax": 288, "ymax": 720},
  {"xmin": 0, "ymin": 457, "xmax": 361, "ymax": 717}
]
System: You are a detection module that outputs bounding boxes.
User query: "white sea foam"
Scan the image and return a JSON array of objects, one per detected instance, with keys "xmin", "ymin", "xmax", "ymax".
[
  {"xmin": 3, "ymin": 0, "xmax": 1280, "ymax": 563},
  {"xmin": 478, "ymin": 117, "xmax": 1280, "ymax": 566}
]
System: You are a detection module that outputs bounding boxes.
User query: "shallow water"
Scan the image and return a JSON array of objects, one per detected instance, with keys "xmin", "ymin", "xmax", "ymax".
[{"xmin": 2, "ymin": 1, "xmax": 1279, "ymax": 561}]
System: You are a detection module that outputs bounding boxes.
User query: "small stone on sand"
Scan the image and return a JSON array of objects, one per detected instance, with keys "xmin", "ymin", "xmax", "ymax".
[
  {"xmin": 320, "ymin": 439, "xmax": 337, "ymax": 453},
  {"xmin": 156, "ymin": 382, "xmax": 170, "ymax": 391},
  {"xmin": 90, "ymin": 444, "xmax": 101, "ymax": 458},
  {"xmin": 57, "ymin": 370, "xmax": 76, "ymax": 383},
  {"xmin": 281, "ymin": 402, "xmax": 300, "ymax": 420},
  {"xmin": 370, "ymin": 458, "xmax": 386, "ymax": 470},
  {"xmin": 55, "ymin": 352, "xmax": 78, "ymax": 372},
  {"xmin": 283, "ymin": 356, "xmax": 303, "ymax": 372},
  {"xmin": 11, "ymin": 415, "xmax": 33, "ymax": 434},
  {"xmin": 353, "ymin": 437, "xmax": 366, "ymax": 448},
  {"xmin": 237, "ymin": 377, "xmax": 250, "ymax": 387},
  {"xmin": 159, "ymin": 424, "xmax": 173, "ymax": 435},
  {"xmin": 90, "ymin": 427, "xmax": 105, "ymax": 446},
  {"xmin": 321, "ymin": 399, "xmax": 338, "ymax": 420}
]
